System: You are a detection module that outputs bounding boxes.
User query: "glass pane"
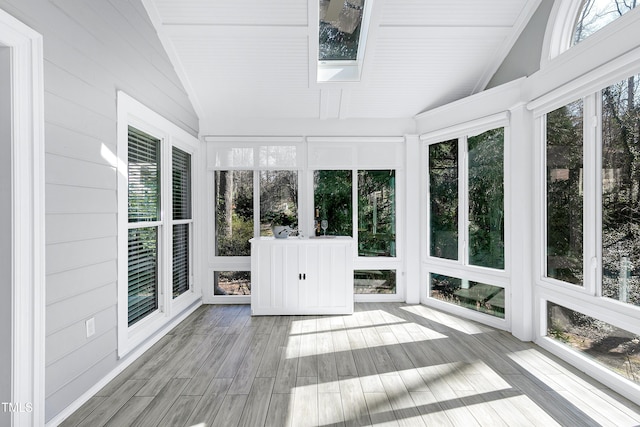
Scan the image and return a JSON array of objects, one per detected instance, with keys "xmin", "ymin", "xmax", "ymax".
[
  {"xmin": 128, "ymin": 126, "xmax": 160, "ymax": 223},
  {"xmin": 172, "ymin": 147, "xmax": 191, "ymax": 220},
  {"xmin": 358, "ymin": 170, "xmax": 395, "ymax": 257},
  {"xmin": 354, "ymin": 270, "xmax": 396, "ymax": 294},
  {"xmin": 214, "ymin": 271, "xmax": 251, "ymax": 296},
  {"xmin": 215, "ymin": 170, "xmax": 254, "ymax": 256},
  {"xmin": 128, "ymin": 227, "xmax": 158, "ymax": 326},
  {"xmin": 547, "ymin": 100, "xmax": 584, "ymax": 285},
  {"xmin": 602, "ymin": 74, "xmax": 640, "ymax": 307},
  {"xmin": 260, "ymin": 170, "xmax": 298, "ymax": 237},
  {"xmin": 574, "ymin": 0, "xmax": 638, "ymax": 45},
  {"xmin": 313, "ymin": 170, "xmax": 353, "ymax": 236},
  {"xmin": 430, "ymin": 273, "xmax": 505, "ymax": 318},
  {"xmin": 319, "ymin": 0, "xmax": 364, "ymax": 61},
  {"xmin": 172, "ymin": 223, "xmax": 189, "ymax": 299},
  {"xmin": 468, "ymin": 128, "xmax": 504, "ymax": 269},
  {"xmin": 429, "ymin": 139, "xmax": 459, "ymax": 260},
  {"xmin": 547, "ymin": 301, "xmax": 639, "ymax": 385}
]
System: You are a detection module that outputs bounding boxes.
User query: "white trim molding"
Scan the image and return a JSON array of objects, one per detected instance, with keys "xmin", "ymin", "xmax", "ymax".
[{"xmin": 0, "ymin": 8, "xmax": 46, "ymax": 427}]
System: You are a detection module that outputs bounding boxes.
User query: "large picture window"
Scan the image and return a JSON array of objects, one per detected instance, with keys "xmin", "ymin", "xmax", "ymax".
[
  {"xmin": 601, "ymin": 73, "xmax": 640, "ymax": 307},
  {"xmin": 468, "ymin": 128, "xmax": 505, "ymax": 269},
  {"xmin": 427, "ymin": 127, "xmax": 505, "ymax": 270},
  {"xmin": 546, "ymin": 100, "xmax": 584, "ymax": 285}
]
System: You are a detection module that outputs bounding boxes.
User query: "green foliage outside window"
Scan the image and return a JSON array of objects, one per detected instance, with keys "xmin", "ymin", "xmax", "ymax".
[
  {"xmin": 546, "ymin": 101, "xmax": 584, "ymax": 285},
  {"xmin": 601, "ymin": 74, "xmax": 640, "ymax": 307},
  {"xmin": 358, "ymin": 170, "xmax": 396, "ymax": 257},
  {"xmin": 468, "ymin": 128, "xmax": 504, "ymax": 269},
  {"xmin": 215, "ymin": 170, "xmax": 253, "ymax": 256},
  {"xmin": 429, "ymin": 139, "xmax": 458, "ymax": 260},
  {"xmin": 314, "ymin": 170, "xmax": 353, "ymax": 236}
]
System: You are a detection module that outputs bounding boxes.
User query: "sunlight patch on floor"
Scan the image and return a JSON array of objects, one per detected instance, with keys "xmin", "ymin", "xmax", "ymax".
[{"xmin": 401, "ymin": 305, "xmax": 492, "ymax": 335}]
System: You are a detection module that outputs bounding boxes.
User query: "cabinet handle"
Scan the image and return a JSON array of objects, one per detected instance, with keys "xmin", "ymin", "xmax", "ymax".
[
  {"xmin": 299, "ymin": 273, "xmax": 302, "ymax": 280},
  {"xmin": 303, "ymin": 273, "xmax": 306, "ymax": 280}
]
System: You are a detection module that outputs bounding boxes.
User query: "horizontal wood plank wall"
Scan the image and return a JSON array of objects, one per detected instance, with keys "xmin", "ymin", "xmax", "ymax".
[{"xmin": 0, "ymin": 0, "xmax": 198, "ymax": 422}]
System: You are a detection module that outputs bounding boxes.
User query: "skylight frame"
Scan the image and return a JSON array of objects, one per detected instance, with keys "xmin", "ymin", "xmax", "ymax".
[{"xmin": 313, "ymin": 0, "xmax": 374, "ymax": 83}]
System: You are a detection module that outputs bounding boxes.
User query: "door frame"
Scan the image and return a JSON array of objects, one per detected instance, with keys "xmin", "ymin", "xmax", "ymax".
[{"xmin": 0, "ymin": 8, "xmax": 45, "ymax": 427}]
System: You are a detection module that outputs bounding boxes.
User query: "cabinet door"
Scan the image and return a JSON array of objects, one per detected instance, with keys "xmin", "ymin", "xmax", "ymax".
[
  {"xmin": 299, "ymin": 243, "xmax": 351, "ymax": 313},
  {"xmin": 253, "ymin": 242, "xmax": 299, "ymax": 313}
]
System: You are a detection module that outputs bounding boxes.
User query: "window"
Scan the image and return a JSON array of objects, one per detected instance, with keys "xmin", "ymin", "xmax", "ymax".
[
  {"xmin": 314, "ymin": 170, "xmax": 353, "ymax": 236},
  {"xmin": 468, "ymin": 128, "xmax": 505, "ymax": 269},
  {"xmin": 172, "ymin": 147, "xmax": 192, "ymax": 299},
  {"xmin": 354, "ymin": 270, "xmax": 396, "ymax": 294},
  {"xmin": 214, "ymin": 170, "xmax": 253, "ymax": 257},
  {"xmin": 214, "ymin": 271, "xmax": 251, "ymax": 296},
  {"xmin": 427, "ymin": 127, "xmax": 505, "ymax": 270},
  {"xmin": 358, "ymin": 170, "xmax": 395, "ymax": 257},
  {"xmin": 574, "ymin": 0, "xmax": 638, "ymax": 45},
  {"xmin": 429, "ymin": 139, "xmax": 458, "ymax": 260},
  {"xmin": 601, "ymin": 73, "xmax": 640, "ymax": 307},
  {"xmin": 430, "ymin": 273, "xmax": 505, "ymax": 319},
  {"xmin": 547, "ymin": 301, "xmax": 639, "ymax": 385},
  {"xmin": 546, "ymin": 100, "xmax": 584, "ymax": 285},
  {"xmin": 319, "ymin": 0, "xmax": 364, "ymax": 61},
  {"xmin": 127, "ymin": 127, "xmax": 161, "ymax": 326},
  {"xmin": 117, "ymin": 92, "xmax": 200, "ymax": 356},
  {"xmin": 425, "ymin": 124, "xmax": 506, "ymax": 320},
  {"xmin": 260, "ymin": 170, "xmax": 298, "ymax": 237},
  {"xmin": 315, "ymin": 0, "xmax": 373, "ymax": 82}
]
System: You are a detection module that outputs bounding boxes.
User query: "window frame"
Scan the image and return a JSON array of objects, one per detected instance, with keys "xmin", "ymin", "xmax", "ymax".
[
  {"xmin": 205, "ymin": 137, "xmax": 405, "ymax": 303},
  {"xmin": 420, "ymin": 112, "xmax": 511, "ymax": 329},
  {"xmin": 422, "ymin": 114, "xmax": 511, "ymax": 275},
  {"xmin": 207, "ymin": 139, "xmax": 304, "ymax": 304},
  {"xmin": 117, "ymin": 92, "xmax": 201, "ymax": 357},
  {"xmin": 531, "ymin": 65, "xmax": 640, "ymax": 402}
]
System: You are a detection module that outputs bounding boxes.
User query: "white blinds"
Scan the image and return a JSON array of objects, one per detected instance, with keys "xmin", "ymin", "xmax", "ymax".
[
  {"xmin": 127, "ymin": 126, "xmax": 160, "ymax": 326},
  {"xmin": 128, "ymin": 126, "xmax": 160, "ymax": 222},
  {"xmin": 172, "ymin": 146, "xmax": 192, "ymax": 299}
]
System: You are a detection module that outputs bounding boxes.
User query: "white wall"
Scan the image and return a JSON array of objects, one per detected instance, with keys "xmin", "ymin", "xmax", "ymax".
[
  {"xmin": 0, "ymin": 0, "xmax": 199, "ymax": 422},
  {"xmin": 486, "ymin": 0, "xmax": 554, "ymax": 89},
  {"xmin": 0, "ymin": 44, "xmax": 11, "ymax": 427}
]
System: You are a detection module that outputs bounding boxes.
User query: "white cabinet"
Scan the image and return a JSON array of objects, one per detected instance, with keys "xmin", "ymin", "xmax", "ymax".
[{"xmin": 250, "ymin": 237, "xmax": 354, "ymax": 315}]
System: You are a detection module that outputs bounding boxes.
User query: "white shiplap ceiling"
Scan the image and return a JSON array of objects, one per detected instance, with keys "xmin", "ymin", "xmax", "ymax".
[{"xmin": 142, "ymin": 0, "xmax": 540, "ymax": 134}]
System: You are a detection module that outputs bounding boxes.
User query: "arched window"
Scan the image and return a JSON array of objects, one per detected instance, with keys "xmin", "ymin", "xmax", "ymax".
[
  {"xmin": 573, "ymin": 0, "xmax": 638, "ymax": 44},
  {"xmin": 542, "ymin": 0, "xmax": 638, "ymax": 62}
]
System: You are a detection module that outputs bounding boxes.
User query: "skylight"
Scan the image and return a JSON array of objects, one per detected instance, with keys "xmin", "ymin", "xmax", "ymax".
[
  {"xmin": 316, "ymin": 0, "xmax": 371, "ymax": 83},
  {"xmin": 319, "ymin": 0, "xmax": 364, "ymax": 61}
]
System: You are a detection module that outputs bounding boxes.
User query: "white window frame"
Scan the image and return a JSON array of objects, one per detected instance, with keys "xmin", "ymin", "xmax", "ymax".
[
  {"xmin": 117, "ymin": 92, "xmax": 200, "ymax": 357},
  {"xmin": 205, "ymin": 136, "xmax": 406, "ymax": 303},
  {"xmin": 310, "ymin": 0, "xmax": 376, "ymax": 83},
  {"xmin": 530, "ymin": 62, "xmax": 640, "ymax": 405},
  {"xmin": 420, "ymin": 112, "xmax": 511, "ymax": 329},
  {"xmin": 206, "ymin": 138, "xmax": 304, "ymax": 304}
]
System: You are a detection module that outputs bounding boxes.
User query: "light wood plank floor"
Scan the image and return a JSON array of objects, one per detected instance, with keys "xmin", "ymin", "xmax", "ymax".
[{"xmin": 60, "ymin": 303, "xmax": 640, "ymax": 426}]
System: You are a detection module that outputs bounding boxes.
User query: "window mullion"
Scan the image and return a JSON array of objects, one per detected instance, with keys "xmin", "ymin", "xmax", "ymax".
[
  {"xmin": 583, "ymin": 93, "xmax": 599, "ymax": 296},
  {"xmin": 460, "ymin": 136, "xmax": 468, "ymax": 266}
]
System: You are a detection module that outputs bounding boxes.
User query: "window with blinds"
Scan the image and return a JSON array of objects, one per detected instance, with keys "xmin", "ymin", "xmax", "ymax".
[
  {"xmin": 172, "ymin": 147, "xmax": 191, "ymax": 298},
  {"xmin": 127, "ymin": 126, "xmax": 160, "ymax": 326}
]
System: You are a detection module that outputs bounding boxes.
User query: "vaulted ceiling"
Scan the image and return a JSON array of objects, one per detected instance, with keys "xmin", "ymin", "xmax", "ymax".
[{"xmin": 142, "ymin": 0, "xmax": 541, "ymax": 134}]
